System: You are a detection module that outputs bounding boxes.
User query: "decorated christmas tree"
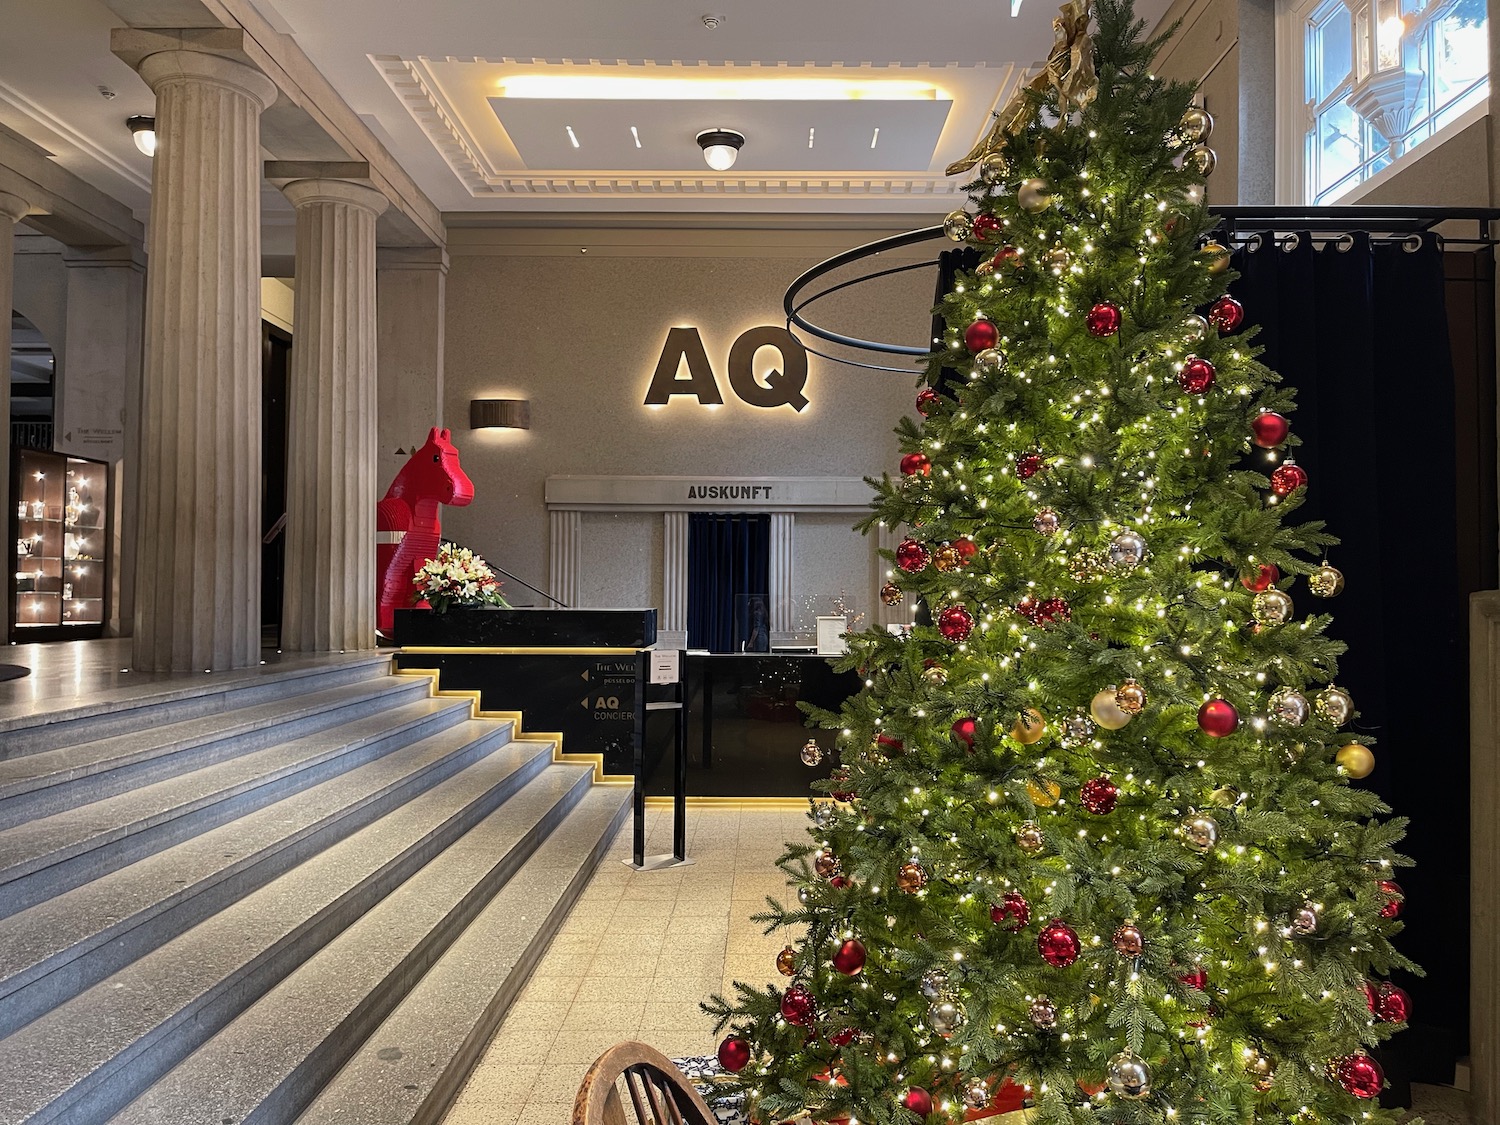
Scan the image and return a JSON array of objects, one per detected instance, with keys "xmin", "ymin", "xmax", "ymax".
[{"xmin": 704, "ymin": 2, "xmax": 1419, "ymax": 1123}]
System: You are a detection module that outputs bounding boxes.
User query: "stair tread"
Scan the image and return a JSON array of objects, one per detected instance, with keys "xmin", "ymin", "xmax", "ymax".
[
  {"xmin": 296, "ymin": 786, "xmax": 630, "ymax": 1125},
  {"xmin": 0, "ymin": 675, "xmax": 434, "ymax": 801},
  {"xmin": 0, "ymin": 716, "xmax": 520, "ymax": 1014},
  {"xmin": 0, "ymin": 652, "xmax": 395, "ymax": 739},
  {"xmin": 109, "ymin": 778, "xmax": 622, "ymax": 1125},
  {"xmin": 0, "ymin": 743, "xmax": 583, "ymax": 1125},
  {"xmin": 0, "ymin": 696, "xmax": 474, "ymax": 889}
]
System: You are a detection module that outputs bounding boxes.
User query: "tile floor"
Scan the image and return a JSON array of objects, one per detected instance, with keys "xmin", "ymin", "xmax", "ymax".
[{"xmin": 443, "ymin": 804, "xmax": 810, "ymax": 1125}]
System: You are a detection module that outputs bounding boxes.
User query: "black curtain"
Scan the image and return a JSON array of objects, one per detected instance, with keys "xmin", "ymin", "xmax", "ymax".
[
  {"xmin": 688, "ymin": 513, "xmax": 770, "ymax": 652},
  {"xmin": 1230, "ymin": 232, "xmax": 1466, "ymax": 1088}
]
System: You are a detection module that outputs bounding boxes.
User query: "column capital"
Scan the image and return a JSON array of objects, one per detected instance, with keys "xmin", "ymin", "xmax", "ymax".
[
  {"xmin": 0, "ymin": 191, "xmax": 31, "ymax": 224},
  {"xmin": 280, "ymin": 177, "xmax": 389, "ymax": 217},
  {"xmin": 136, "ymin": 49, "xmax": 277, "ymax": 111}
]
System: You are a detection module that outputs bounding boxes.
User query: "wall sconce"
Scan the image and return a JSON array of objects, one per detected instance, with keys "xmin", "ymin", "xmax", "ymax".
[
  {"xmin": 696, "ymin": 128, "xmax": 745, "ymax": 171},
  {"xmin": 470, "ymin": 399, "xmax": 531, "ymax": 430},
  {"xmin": 127, "ymin": 115, "xmax": 156, "ymax": 157}
]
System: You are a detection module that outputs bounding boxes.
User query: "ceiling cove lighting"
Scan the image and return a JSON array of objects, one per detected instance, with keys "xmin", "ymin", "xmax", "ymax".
[
  {"xmin": 127, "ymin": 115, "xmax": 156, "ymax": 156},
  {"xmin": 496, "ymin": 76, "xmax": 942, "ymax": 101},
  {"xmin": 697, "ymin": 128, "xmax": 744, "ymax": 171}
]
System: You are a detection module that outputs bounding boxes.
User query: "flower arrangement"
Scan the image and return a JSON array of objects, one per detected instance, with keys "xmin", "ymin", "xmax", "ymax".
[{"xmin": 412, "ymin": 543, "xmax": 510, "ymax": 613}]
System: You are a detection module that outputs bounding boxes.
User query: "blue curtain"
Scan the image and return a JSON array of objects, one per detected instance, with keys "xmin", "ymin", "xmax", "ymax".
[{"xmin": 688, "ymin": 514, "xmax": 770, "ymax": 652}]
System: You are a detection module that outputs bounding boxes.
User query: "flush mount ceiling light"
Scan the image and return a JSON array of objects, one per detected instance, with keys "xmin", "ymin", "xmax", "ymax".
[
  {"xmin": 696, "ymin": 128, "xmax": 744, "ymax": 171},
  {"xmin": 126, "ymin": 115, "xmax": 156, "ymax": 157}
]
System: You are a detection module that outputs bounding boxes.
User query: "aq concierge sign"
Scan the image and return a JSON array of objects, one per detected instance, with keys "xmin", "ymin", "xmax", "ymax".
[{"xmin": 643, "ymin": 325, "xmax": 809, "ymax": 412}]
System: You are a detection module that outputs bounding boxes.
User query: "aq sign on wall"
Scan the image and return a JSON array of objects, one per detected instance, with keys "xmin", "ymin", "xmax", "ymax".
[{"xmin": 643, "ymin": 325, "xmax": 810, "ymax": 412}]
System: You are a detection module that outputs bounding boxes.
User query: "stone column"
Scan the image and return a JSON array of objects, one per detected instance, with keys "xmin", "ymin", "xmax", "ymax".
[
  {"xmin": 130, "ymin": 51, "xmax": 276, "ymax": 672},
  {"xmin": 549, "ymin": 509, "xmax": 581, "ymax": 608},
  {"xmin": 0, "ymin": 192, "xmax": 30, "ymax": 646},
  {"xmin": 768, "ymin": 512, "xmax": 794, "ymax": 643},
  {"xmin": 660, "ymin": 511, "xmax": 688, "ymax": 648},
  {"xmin": 278, "ymin": 179, "xmax": 388, "ymax": 652},
  {"xmin": 377, "ymin": 247, "xmax": 446, "ymax": 476}
]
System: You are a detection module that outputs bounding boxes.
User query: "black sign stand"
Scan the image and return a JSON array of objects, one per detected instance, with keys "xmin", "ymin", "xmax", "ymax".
[{"xmin": 625, "ymin": 649, "xmax": 691, "ymax": 871}]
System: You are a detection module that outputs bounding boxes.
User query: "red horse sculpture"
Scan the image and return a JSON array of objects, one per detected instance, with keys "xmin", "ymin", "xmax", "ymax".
[{"xmin": 376, "ymin": 427, "xmax": 475, "ymax": 635}]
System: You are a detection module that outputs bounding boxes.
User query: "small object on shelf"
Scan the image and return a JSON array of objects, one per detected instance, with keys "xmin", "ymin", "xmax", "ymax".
[{"xmin": 30, "ymin": 499, "xmax": 45, "ymax": 520}]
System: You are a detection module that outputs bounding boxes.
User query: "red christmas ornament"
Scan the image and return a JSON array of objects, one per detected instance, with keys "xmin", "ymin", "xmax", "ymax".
[
  {"xmin": 895, "ymin": 539, "xmax": 931, "ymax": 573},
  {"xmin": 1198, "ymin": 698, "xmax": 1239, "ymax": 737},
  {"xmin": 1240, "ymin": 563, "xmax": 1280, "ymax": 592},
  {"xmin": 1015, "ymin": 451, "xmax": 1045, "ymax": 479},
  {"xmin": 900, "ymin": 452, "xmax": 931, "ymax": 477},
  {"xmin": 833, "ymin": 938, "xmax": 867, "ymax": 975},
  {"xmin": 938, "ymin": 605, "xmax": 975, "ymax": 642},
  {"xmin": 1378, "ymin": 879, "xmax": 1405, "ymax": 919},
  {"xmin": 1251, "ymin": 411, "xmax": 1290, "ymax": 448},
  {"xmin": 1178, "ymin": 356, "xmax": 1217, "ymax": 393},
  {"xmin": 971, "ymin": 214, "xmax": 1002, "ymax": 242},
  {"xmin": 953, "ymin": 537, "xmax": 978, "ymax": 561},
  {"xmin": 828, "ymin": 1026, "xmax": 858, "ymax": 1047},
  {"xmin": 992, "ymin": 1080, "xmax": 1030, "ymax": 1113},
  {"xmin": 876, "ymin": 733, "xmax": 905, "ymax": 755},
  {"xmin": 829, "ymin": 768, "xmax": 855, "ymax": 802},
  {"xmin": 830, "ymin": 875, "xmax": 852, "ymax": 889},
  {"xmin": 1208, "ymin": 295, "xmax": 1245, "ymax": 333},
  {"xmin": 1336, "ymin": 1053, "xmax": 1384, "ymax": 1099},
  {"xmin": 780, "ymin": 983, "xmax": 816, "ymax": 1025},
  {"xmin": 915, "ymin": 388, "xmax": 941, "ymax": 417},
  {"xmin": 951, "ymin": 716, "xmax": 978, "ymax": 747},
  {"xmin": 991, "ymin": 891, "xmax": 1031, "ymax": 931},
  {"xmin": 1179, "ymin": 966, "xmax": 1209, "ymax": 991},
  {"xmin": 1364, "ymin": 980, "xmax": 1379, "ymax": 1012},
  {"xmin": 717, "ymin": 1036, "xmax": 752, "ymax": 1072},
  {"xmin": 902, "ymin": 1087, "xmax": 934, "ymax": 1117},
  {"xmin": 1375, "ymin": 982, "xmax": 1412, "ymax": 1023},
  {"xmin": 1037, "ymin": 919, "xmax": 1081, "ymax": 967},
  {"xmin": 1035, "ymin": 597, "xmax": 1071, "ymax": 626},
  {"xmin": 1270, "ymin": 461, "xmax": 1308, "ymax": 497},
  {"xmin": 1086, "ymin": 301, "xmax": 1122, "ymax": 337},
  {"xmin": 1080, "ymin": 775, "xmax": 1119, "ymax": 814},
  {"xmin": 964, "ymin": 319, "xmax": 999, "ymax": 353},
  {"xmin": 1015, "ymin": 595, "xmax": 1041, "ymax": 624}
]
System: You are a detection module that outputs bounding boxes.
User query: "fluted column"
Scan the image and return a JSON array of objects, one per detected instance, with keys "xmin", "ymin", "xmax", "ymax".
[
  {"xmin": 660, "ymin": 511, "xmax": 689, "ymax": 647},
  {"xmin": 0, "ymin": 192, "xmax": 30, "ymax": 646},
  {"xmin": 131, "ymin": 51, "xmax": 277, "ymax": 672},
  {"xmin": 279, "ymin": 179, "xmax": 388, "ymax": 652},
  {"xmin": 768, "ymin": 512, "xmax": 794, "ymax": 640},
  {"xmin": 549, "ymin": 509, "xmax": 581, "ymax": 608}
]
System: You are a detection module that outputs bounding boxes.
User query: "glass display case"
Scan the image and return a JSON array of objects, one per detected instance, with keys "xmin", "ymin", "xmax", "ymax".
[{"xmin": 12, "ymin": 448, "xmax": 109, "ymax": 639}]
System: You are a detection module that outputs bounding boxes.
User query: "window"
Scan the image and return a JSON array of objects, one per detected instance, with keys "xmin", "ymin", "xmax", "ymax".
[{"xmin": 1283, "ymin": 0, "xmax": 1488, "ymax": 203}]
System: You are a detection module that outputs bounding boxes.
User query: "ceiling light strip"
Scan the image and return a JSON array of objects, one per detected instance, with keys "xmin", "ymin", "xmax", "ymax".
[{"xmin": 565, "ymin": 125, "xmax": 580, "ymax": 148}]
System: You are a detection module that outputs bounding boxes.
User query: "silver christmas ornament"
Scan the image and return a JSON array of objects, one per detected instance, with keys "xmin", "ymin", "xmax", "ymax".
[
  {"xmin": 1108, "ymin": 530, "xmax": 1147, "ymax": 569},
  {"xmin": 1181, "ymin": 813, "xmax": 1219, "ymax": 854},
  {"xmin": 1181, "ymin": 313, "xmax": 1210, "ymax": 345},
  {"xmin": 1033, "ymin": 508, "xmax": 1061, "ymax": 536},
  {"xmin": 1316, "ymin": 686, "xmax": 1354, "ymax": 727},
  {"xmin": 1107, "ymin": 1051, "xmax": 1152, "ymax": 1099},
  {"xmin": 1309, "ymin": 563, "xmax": 1345, "ymax": 597},
  {"xmin": 797, "ymin": 885, "xmax": 813, "ymax": 904},
  {"xmin": 801, "ymin": 739, "xmax": 824, "ymax": 766},
  {"xmin": 813, "ymin": 802, "xmax": 836, "ymax": 829},
  {"xmin": 973, "ymin": 347, "xmax": 1007, "ymax": 375},
  {"xmin": 1252, "ymin": 588, "xmax": 1293, "ymax": 626},
  {"xmin": 943, "ymin": 210, "xmax": 973, "ymax": 242},
  {"xmin": 1061, "ymin": 711, "xmax": 1097, "ymax": 748},
  {"xmin": 919, "ymin": 968, "xmax": 949, "ymax": 1000},
  {"xmin": 926, "ymin": 999, "xmax": 965, "ymax": 1038},
  {"xmin": 1291, "ymin": 901, "xmax": 1319, "ymax": 935},
  {"xmin": 1044, "ymin": 246, "xmax": 1072, "ymax": 274},
  {"xmin": 963, "ymin": 1080, "xmax": 991, "ymax": 1109},
  {"xmin": 1028, "ymin": 996, "xmax": 1058, "ymax": 1030},
  {"xmin": 1268, "ymin": 688, "xmax": 1310, "ymax": 727}
]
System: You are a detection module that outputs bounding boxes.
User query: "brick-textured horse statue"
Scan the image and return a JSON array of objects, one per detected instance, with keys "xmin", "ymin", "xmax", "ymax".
[{"xmin": 376, "ymin": 427, "xmax": 475, "ymax": 636}]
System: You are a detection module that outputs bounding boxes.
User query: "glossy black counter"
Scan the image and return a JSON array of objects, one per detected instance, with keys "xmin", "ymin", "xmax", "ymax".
[{"xmin": 393, "ymin": 607, "xmax": 657, "ymax": 648}]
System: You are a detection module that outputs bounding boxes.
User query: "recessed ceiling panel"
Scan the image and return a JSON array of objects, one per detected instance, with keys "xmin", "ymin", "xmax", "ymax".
[{"xmin": 490, "ymin": 98, "xmax": 953, "ymax": 172}]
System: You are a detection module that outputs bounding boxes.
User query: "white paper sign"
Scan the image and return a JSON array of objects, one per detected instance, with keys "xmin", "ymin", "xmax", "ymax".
[
  {"xmin": 650, "ymin": 650, "xmax": 681, "ymax": 685},
  {"xmin": 816, "ymin": 616, "xmax": 848, "ymax": 655}
]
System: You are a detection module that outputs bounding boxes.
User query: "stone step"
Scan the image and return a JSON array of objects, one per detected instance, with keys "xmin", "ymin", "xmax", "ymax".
[
  {"xmin": 0, "ymin": 673, "xmax": 436, "ymax": 828},
  {"xmin": 295, "ymin": 786, "xmax": 630, "ymax": 1125},
  {"xmin": 0, "ymin": 718, "xmax": 534, "ymax": 1041},
  {"xmin": 0, "ymin": 736, "xmax": 565, "ymax": 1125},
  {"xmin": 0, "ymin": 652, "xmax": 395, "ymax": 759},
  {"xmin": 108, "ymin": 780, "xmax": 627, "ymax": 1125},
  {"xmin": 0, "ymin": 694, "xmax": 480, "ymax": 942}
]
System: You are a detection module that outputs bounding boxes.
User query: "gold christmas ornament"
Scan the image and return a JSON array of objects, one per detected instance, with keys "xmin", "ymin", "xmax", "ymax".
[
  {"xmin": 1016, "ymin": 821, "xmax": 1045, "ymax": 854},
  {"xmin": 897, "ymin": 861, "xmax": 930, "ymax": 893},
  {"xmin": 1181, "ymin": 813, "xmax": 1219, "ymax": 853},
  {"xmin": 1309, "ymin": 563, "xmax": 1345, "ymax": 597},
  {"xmin": 1209, "ymin": 785, "xmax": 1239, "ymax": 807},
  {"xmin": 978, "ymin": 152, "xmax": 1010, "ymax": 185},
  {"xmin": 973, "ymin": 347, "xmax": 1008, "ymax": 375},
  {"xmin": 1179, "ymin": 106, "xmax": 1215, "ymax": 144},
  {"xmin": 1252, "ymin": 588, "xmax": 1294, "ymax": 626},
  {"xmin": 1200, "ymin": 240, "xmax": 1231, "ymax": 274},
  {"xmin": 926, "ymin": 998, "xmax": 965, "ymax": 1037},
  {"xmin": 1112, "ymin": 922, "xmax": 1145, "ymax": 956},
  {"xmin": 777, "ymin": 946, "xmax": 797, "ymax": 975},
  {"xmin": 943, "ymin": 210, "xmax": 974, "ymax": 242},
  {"xmin": 934, "ymin": 545, "xmax": 964, "ymax": 573},
  {"xmin": 1010, "ymin": 708, "xmax": 1047, "ymax": 744},
  {"xmin": 1026, "ymin": 778, "xmax": 1062, "ymax": 807},
  {"xmin": 1244, "ymin": 1050, "xmax": 1276, "ymax": 1091},
  {"xmin": 974, "ymin": 257, "xmax": 997, "ymax": 277},
  {"xmin": 1316, "ymin": 686, "xmax": 1354, "ymax": 726},
  {"xmin": 1018, "ymin": 179, "xmax": 1053, "ymax": 213},
  {"xmin": 814, "ymin": 850, "xmax": 841, "ymax": 879},
  {"xmin": 1028, "ymin": 995, "xmax": 1058, "ymax": 1029},
  {"xmin": 1044, "ymin": 245, "xmax": 1072, "ymax": 274},
  {"xmin": 1184, "ymin": 144, "xmax": 1217, "ymax": 177},
  {"xmin": 1114, "ymin": 678, "xmax": 1146, "ymax": 715},
  {"xmin": 1107, "ymin": 1052, "xmax": 1152, "ymax": 1099},
  {"xmin": 1033, "ymin": 508, "xmax": 1061, "ymax": 536},
  {"xmin": 1336, "ymin": 743, "xmax": 1375, "ymax": 778},
  {"xmin": 880, "ymin": 582, "xmax": 903, "ymax": 606},
  {"xmin": 1090, "ymin": 687, "xmax": 1133, "ymax": 730},
  {"xmin": 923, "ymin": 663, "xmax": 949, "ymax": 686}
]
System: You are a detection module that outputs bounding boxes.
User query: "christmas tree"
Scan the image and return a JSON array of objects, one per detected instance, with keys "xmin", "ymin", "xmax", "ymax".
[{"xmin": 704, "ymin": 2, "xmax": 1419, "ymax": 1123}]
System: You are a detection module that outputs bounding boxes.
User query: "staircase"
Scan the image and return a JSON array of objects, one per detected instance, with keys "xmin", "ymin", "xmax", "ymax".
[{"xmin": 0, "ymin": 654, "xmax": 630, "ymax": 1125}]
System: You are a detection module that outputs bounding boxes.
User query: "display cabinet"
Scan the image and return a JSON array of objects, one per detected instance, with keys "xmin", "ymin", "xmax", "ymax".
[{"xmin": 12, "ymin": 448, "xmax": 109, "ymax": 639}]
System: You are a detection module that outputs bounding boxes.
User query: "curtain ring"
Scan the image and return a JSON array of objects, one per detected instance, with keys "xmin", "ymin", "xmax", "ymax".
[
  {"xmin": 1246, "ymin": 233, "xmax": 1264, "ymax": 253},
  {"xmin": 1282, "ymin": 232, "xmax": 1301, "ymax": 253},
  {"xmin": 1403, "ymin": 233, "xmax": 1423, "ymax": 252},
  {"xmin": 1336, "ymin": 233, "xmax": 1355, "ymax": 252}
]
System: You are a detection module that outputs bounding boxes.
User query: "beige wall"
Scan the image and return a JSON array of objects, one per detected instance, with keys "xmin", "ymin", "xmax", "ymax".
[
  {"xmin": 1152, "ymin": 0, "xmax": 1245, "ymax": 203},
  {"xmin": 438, "ymin": 223, "xmax": 938, "ymax": 621},
  {"xmin": 1352, "ymin": 116, "xmax": 1495, "ymax": 208}
]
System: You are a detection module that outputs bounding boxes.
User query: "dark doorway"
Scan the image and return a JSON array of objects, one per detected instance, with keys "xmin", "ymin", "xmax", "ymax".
[
  {"xmin": 261, "ymin": 322, "xmax": 291, "ymax": 645},
  {"xmin": 687, "ymin": 513, "xmax": 770, "ymax": 652}
]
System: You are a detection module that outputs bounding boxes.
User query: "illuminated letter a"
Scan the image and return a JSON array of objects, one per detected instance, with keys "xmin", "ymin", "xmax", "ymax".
[{"xmin": 643, "ymin": 327, "xmax": 725, "ymax": 405}]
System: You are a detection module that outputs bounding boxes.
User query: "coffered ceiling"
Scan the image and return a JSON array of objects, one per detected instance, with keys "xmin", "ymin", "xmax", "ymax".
[{"xmin": 0, "ymin": 0, "xmax": 1175, "ymax": 221}]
